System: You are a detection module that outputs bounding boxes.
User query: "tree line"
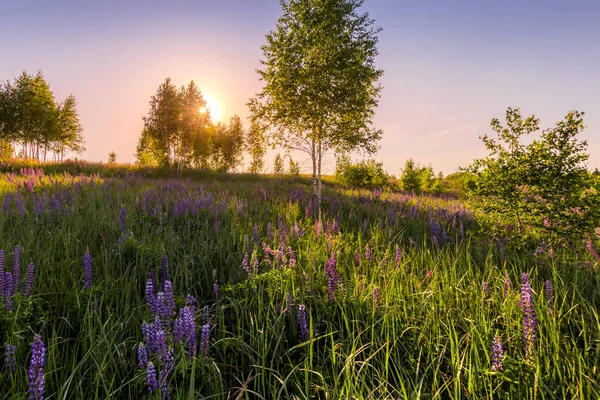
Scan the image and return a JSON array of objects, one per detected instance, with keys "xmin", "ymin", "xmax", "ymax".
[
  {"xmin": 135, "ymin": 78, "xmax": 267, "ymax": 173},
  {"xmin": 0, "ymin": 71, "xmax": 84, "ymax": 161}
]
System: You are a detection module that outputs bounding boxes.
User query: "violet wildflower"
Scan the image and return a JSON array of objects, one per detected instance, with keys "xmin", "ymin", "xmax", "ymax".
[
  {"xmin": 83, "ymin": 249, "xmax": 92, "ymax": 289},
  {"xmin": 137, "ymin": 344, "xmax": 148, "ymax": 368},
  {"xmin": 174, "ymin": 306, "xmax": 196, "ymax": 357},
  {"xmin": 146, "ymin": 362, "xmax": 158, "ymax": 393},
  {"xmin": 4, "ymin": 272, "xmax": 14, "ymax": 311},
  {"xmin": 327, "ymin": 277, "xmax": 335, "ymax": 302},
  {"xmin": 163, "ymin": 280, "xmax": 175, "ymax": 318},
  {"xmin": 587, "ymin": 235, "xmax": 600, "ymax": 262},
  {"xmin": 28, "ymin": 335, "xmax": 46, "ymax": 400},
  {"xmin": 213, "ymin": 280, "xmax": 219, "ymax": 299},
  {"xmin": 186, "ymin": 294, "xmax": 197, "ymax": 308},
  {"xmin": 200, "ymin": 323, "xmax": 210, "ymax": 356},
  {"xmin": 156, "ymin": 292, "xmax": 168, "ymax": 321},
  {"xmin": 0, "ymin": 250, "xmax": 5, "ymax": 298},
  {"xmin": 395, "ymin": 244, "xmax": 402, "ymax": 267},
  {"xmin": 119, "ymin": 206, "xmax": 127, "ymax": 233},
  {"xmin": 354, "ymin": 251, "xmax": 360, "ymax": 267},
  {"xmin": 521, "ymin": 273, "xmax": 537, "ymax": 359},
  {"xmin": 4, "ymin": 343, "xmax": 16, "ymax": 377},
  {"xmin": 315, "ymin": 218, "xmax": 322, "ymax": 237},
  {"xmin": 161, "ymin": 254, "xmax": 168, "ymax": 287},
  {"xmin": 3, "ymin": 193, "xmax": 11, "ymax": 214},
  {"xmin": 146, "ymin": 279, "xmax": 159, "ymax": 317},
  {"xmin": 23, "ymin": 263, "xmax": 35, "ymax": 297},
  {"xmin": 297, "ymin": 304, "xmax": 309, "ymax": 342},
  {"xmin": 545, "ymin": 280, "xmax": 553, "ymax": 304},
  {"xmin": 365, "ymin": 245, "xmax": 372, "ymax": 262},
  {"xmin": 13, "ymin": 245, "xmax": 20, "ymax": 291},
  {"xmin": 242, "ymin": 252, "xmax": 251, "ymax": 277},
  {"xmin": 253, "ymin": 223, "xmax": 259, "ymax": 243},
  {"xmin": 491, "ymin": 335, "xmax": 504, "ymax": 371}
]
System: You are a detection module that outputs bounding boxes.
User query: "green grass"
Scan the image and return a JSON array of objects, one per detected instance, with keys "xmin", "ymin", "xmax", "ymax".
[{"xmin": 0, "ymin": 165, "xmax": 599, "ymax": 399}]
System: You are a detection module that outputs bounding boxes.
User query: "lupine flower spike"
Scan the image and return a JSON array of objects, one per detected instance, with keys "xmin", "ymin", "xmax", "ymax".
[
  {"xmin": 521, "ymin": 273, "xmax": 537, "ymax": 360},
  {"xmin": 28, "ymin": 335, "xmax": 46, "ymax": 400},
  {"xmin": 83, "ymin": 249, "xmax": 93, "ymax": 289},
  {"xmin": 491, "ymin": 335, "xmax": 504, "ymax": 371}
]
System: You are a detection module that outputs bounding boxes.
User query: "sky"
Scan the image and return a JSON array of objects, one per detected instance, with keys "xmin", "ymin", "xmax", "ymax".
[{"xmin": 1, "ymin": 0, "xmax": 599, "ymax": 175}]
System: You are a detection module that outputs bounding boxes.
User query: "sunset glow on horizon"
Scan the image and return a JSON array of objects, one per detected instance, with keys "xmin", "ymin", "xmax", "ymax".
[{"xmin": 0, "ymin": 1, "xmax": 598, "ymax": 173}]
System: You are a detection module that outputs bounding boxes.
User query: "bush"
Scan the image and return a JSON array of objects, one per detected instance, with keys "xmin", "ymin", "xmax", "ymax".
[{"xmin": 335, "ymin": 156, "xmax": 389, "ymax": 188}]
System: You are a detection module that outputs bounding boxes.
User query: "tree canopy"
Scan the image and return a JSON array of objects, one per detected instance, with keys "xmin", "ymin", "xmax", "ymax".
[
  {"xmin": 0, "ymin": 70, "xmax": 84, "ymax": 161},
  {"xmin": 249, "ymin": 0, "xmax": 383, "ymax": 201},
  {"xmin": 136, "ymin": 78, "xmax": 246, "ymax": 172},
  {"xmin": 468, "ymin": 107, "xmax": 600, "ymax": 246}
]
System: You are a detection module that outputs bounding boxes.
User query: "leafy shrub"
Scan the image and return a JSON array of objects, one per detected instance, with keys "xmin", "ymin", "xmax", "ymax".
[{"xmin": 335, "ymin": 155, "xmax": 389, "ymax": 188}]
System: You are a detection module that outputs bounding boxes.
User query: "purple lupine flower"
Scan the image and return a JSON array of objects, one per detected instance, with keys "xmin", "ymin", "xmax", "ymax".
[
  {"xmin": 242, "ymin": 252, "xmax": 251, "ymax": 277},
  {"xmin": 161, "ymin": 255, "xmax": 168, "ymax": 287},
  {"xmin": 533, "ymin": 242, "xmax": 547, "ymax": 257},
  {"xmin": 503, "ymin": 275, "xmax": 512, "ymax": 297},
  {"xmin": 253, "ymin": 223, "xmax": 259, "ymax": 243},
  {"xmin": 545, "ymin": 280, "xmax": 553, "ymax": 304},
  {"xmin": 12, "ymin": 245, "xmax": 20, "ymax": 291},
  {"xmin": 4, "ymin": 343, "xmax": 16, "ymax": 377},
  {"xmin": 83, "ymin": 249, "xmax": 92, "ymax": 289},
  {"xmin": 3, "ymin": 193, "xmax": 11, "ymax": 214},
  {"xmin": 186, "ymin": 294, "xmax": 197, "ymax": 308},
  {"xmin": 213, "ymin": 280, "xmax": 219, "ymax": 299},
  {"xmin": 159, "ymin": 371, "xmax": 171, "ymax": 400},
  {"xmin": 395, "ymin": 245, "xmax": 402, "ymax": 267},
  {"xmin": 0, "ymin": 250, "xmax": 5, "ymax": 298},
  {"xmin": 354, "ymin": 251, "xmax": 360, "ymax": 267},
  {"xmin": 182, "ymin": 308, "xmax": 196, "ymax": 358},
  {"xmin": 372, "ymin": 287, "xmax": 379, "ymax": 304},
  {"xmin": 521, "ymin": 273, "xmax": 537, "ymax": 359},
  {"xmin": 297, "ymin": 304, "xmax": 309, "ymax": 342},
  {"xmin": 327, "ymin": 277, "xmax": 335, "ymax": 302},
  {"xmin": 4, "ymin": 272, "xmax": 14, "ymax": 311},
  {"xmin": 497, "ymin": 239, "xmax": 506, "ymax": 261},
  {"xmin": 146, "ymin": 362, "xmax": 158, "ymax": 393},
  {"xmin": 200, "ymin": 323, "xmax": 210, "ymax": 356},
  {"xmin": 23, "ymin": 263, "xmax": 35, "ymax": 297},
  {"xmin": 482, "ymin": 281, "xmax": 489, "ymax": 297},
  {"xmin": 28, "ymin": 335, "xmax": 46, "ymax": 400},
  {"xmin": 163, "ymin": 281, "xmax": 175, "ymax": 318},
  {"xmin": 146, "ymin": 279, "xmax": 159, "ymax": 317},
  {"xmin": 287, "ymin": 247, "xmax": 296, "ymax": 268},
  {"xmin": 156, "ymin": 292, "xmax": 168, "ymax": 321},
  {"xmin": 119, "ymin": 206, "xmax": 127, "ymax": 233},
  {"xmin": 491, "ymin": 335, "xmax": 504, "ymax": 371},
  {"xmin": 137, "ymin": 344, "xmax": 149, "ymax": 368},
  {"xmin": 267, "ymin": 222, "xmax": 272, "ymax": 241},
  {"xmin": 365, "ymin": 245, "xmax": 372, "ymax": 262},
  {"xmin": 587, "ymin": 236, "xmax": 600, "ymax": 262}
]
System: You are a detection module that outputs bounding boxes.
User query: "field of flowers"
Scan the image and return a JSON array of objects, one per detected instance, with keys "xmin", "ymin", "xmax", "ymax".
[{"xmin": 0, "ymin": 165, "xmax": 599, "ymax": 399}]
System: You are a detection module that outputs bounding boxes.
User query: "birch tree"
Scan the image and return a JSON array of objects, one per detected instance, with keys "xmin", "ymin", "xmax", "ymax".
[{"xmin": 248, "ymin": 0, "xmax": 383, "ymax": 202}]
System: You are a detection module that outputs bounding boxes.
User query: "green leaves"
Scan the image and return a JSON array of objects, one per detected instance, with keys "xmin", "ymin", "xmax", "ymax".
[
  {"xmin": 249, "ymin": 0, "xmax": 383, "ymax": 196},
  {"xmin": 0, "ymin": 70, "xmax": 84, "ymax": 161},
  {"xmin": 468, "ymin": 107, "xmax": 600, "ymax": 246}
]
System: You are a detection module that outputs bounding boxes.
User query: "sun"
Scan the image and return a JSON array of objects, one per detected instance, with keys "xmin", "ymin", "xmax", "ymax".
[{"xmin": 200, "ymin": 94, "xmax": 222, "ymax": 122}]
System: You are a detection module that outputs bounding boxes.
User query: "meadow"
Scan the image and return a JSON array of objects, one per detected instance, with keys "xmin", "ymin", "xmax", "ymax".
[{"xmin": 0, "ymin": 163, "xmax": 599, "ymax": 399}]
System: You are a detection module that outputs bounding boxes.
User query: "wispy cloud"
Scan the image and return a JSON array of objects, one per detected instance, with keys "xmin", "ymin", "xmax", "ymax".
[{"xmin": 425, "ymin": 122, "xmax": 480, "ymax": 139}]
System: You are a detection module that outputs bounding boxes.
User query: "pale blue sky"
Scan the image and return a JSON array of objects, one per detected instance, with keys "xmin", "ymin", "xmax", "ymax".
[{"xmin": 1, "ymin": 0, "xmax": 598, "ymax": 174}]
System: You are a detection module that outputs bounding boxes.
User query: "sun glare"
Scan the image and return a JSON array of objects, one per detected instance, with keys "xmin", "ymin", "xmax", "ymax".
[{"xmin": 200, "ymin": 95, "xmax": 222, "ymax": 122}]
